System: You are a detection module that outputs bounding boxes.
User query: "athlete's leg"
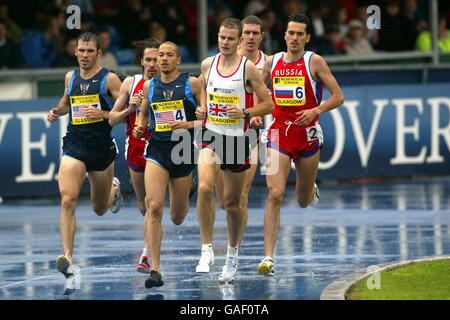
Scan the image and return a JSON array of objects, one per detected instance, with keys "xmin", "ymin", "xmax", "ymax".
[
  {"xmin": 87, "ymin": 162, "xmax": 115, "ymax": 215},
  {"xmin": 168, "ymin": 173, "xmax": 192, "ymax": 225},
  {"xmin": 294, "ymin": 150, "xmax": 320, "ymax": 208},
  {"xmin": 144, "ymin": 161, "xmax": 170, "ymax": 272},
  {"xmin": 57, "ymin": 156, "xmax": 86, "ymax": 260},
  {"xmin": 215, "ymin": 171, "xmax": 225, "ymax": 209},
  {"xmin": 222, "ymin": 170, "xmax": 247, "ymax": 247},
  {"xmin": 197, "ymin": 148, "xmax": 221, "ymax": 245},
  {"xmin": 263, "ymin": 147, "xmax": 292, "ymax": 258},
  {"xmin": 129, "ymin": 168, "xmax": 147, "ymax": 216},
  {"xmin": 239, "ymin": 147, "xmax": 259, "ymax": 239}
]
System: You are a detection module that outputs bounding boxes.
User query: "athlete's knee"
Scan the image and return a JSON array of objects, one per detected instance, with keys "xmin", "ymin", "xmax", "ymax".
[
  {"xmin": 146, "ymin": 200, "xmax": 163, "ymax": 219},
  {"xmin": 297, "ymin": 194, "xmax": 310, "ymax": 208},
  {"xmin": 92, "ymin": 201, "xmax": 108, "ymax": 216},
  {"xmin": 171, "ymin": 214, "xmax": 185, "ymax": 226},
  {"xmin": 61, "ymin": 195, "xmax": 78, "ymax": 213},
  {"xmin": 268, "ymin": 187, "xmax": 285, "ymax": 205},
  {"xmin": 198, "ymin": 183, "xmax": 214, "ymax": 199},
  {"xmin": 223, "ymin": 197, "xmax": 241, "ymax": 213}
]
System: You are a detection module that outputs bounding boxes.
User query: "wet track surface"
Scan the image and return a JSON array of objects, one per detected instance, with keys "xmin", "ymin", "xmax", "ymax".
[{"xmin": 1, "ymin": 177, "xmax": 449, "ymax": 300}]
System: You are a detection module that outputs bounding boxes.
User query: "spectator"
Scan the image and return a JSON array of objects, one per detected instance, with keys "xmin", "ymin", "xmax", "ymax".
[
  {"xmin": 416, "ymin": 16, "xmax": 450, "ymax": 53},
  {"xmin": 20, "ymin": 15, "xmax": 59, "ymax": 68},
  {"xmin": 259, "ymin": 8, "xmax": 283, "ymax": 54},
  {"xmin": 52, "ymin": 36, "xmax": 78, "ymax": 67},
  {"xmin": 317, "ymin": 24, "xmax": 346, "ymax": 56},
  {"xmin": 355, "ymin": 3, "xmax": 379, "ymax": 48},
  {"xmin": 0, "ymin": 17, "xmax": 20, "ymax": 69},
  {"xmin": 96, "ymin": 28, "xmax": 119, "ymax": 70},
  {"xmin": 0, "ymin": 1, "xmax": 21, "ymax": 42},
  {"xmin": 344, "ymin": 19, "xmax": 374, "ymax": 56},
  {"xmin": 117, "ymin": 0, "xmax": 153, "ymax": 48},
  {"xmin": 244, "ymin": 0, "xmax": 270, "ymax": 17},
  {"xmin": 149, "ymin": 22, "xmax": 167, "ymax": 43},
  {"xmin": 378, "ymin": 0, "xmax": 417, "ymax": 51}
]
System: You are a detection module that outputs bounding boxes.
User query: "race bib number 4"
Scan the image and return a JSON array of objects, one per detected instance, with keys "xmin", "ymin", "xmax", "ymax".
[
  {"xmin": 273, "ymin": 76, "xmax": 306, "ymax": 106},
  {"xmin": 70, "ymin": 94, "xmax": 102, "ymax": 125},
  {"xmin": 152, "ymin": 99, "xmax": 185, "ymax": 132},
  {"xmin": 207, "ymin": 93, "xmax": 241, "ymax": 125}
]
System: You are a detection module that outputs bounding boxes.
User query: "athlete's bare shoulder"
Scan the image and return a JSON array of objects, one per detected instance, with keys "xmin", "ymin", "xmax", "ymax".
[{"xmin": 200, "ymin": 56, "xmax": 215, "ymax": 76}]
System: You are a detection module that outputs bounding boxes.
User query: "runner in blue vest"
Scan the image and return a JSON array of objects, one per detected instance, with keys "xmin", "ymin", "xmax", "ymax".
[
  {"xmin": 133, "ymin": 41, "xmax": 202, "ymax": 288},
  {"xmin": 47, "ymin": 32, "xmax": 123, "ymax": 278}
]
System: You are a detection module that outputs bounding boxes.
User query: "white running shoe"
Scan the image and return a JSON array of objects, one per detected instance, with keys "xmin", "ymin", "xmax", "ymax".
[
  {"xmin": 195, "ymin": 248, "xmax": 214, "ymax": 273},
  {"xmin": 218, "ymin": 256, "xmax": 238, "ymax": 283},
  {"xmin": 110, "ymin": 177, "xmax": 123, "ymax": 213},
  {"xmin": 309, "ymin": 182, "xmax": 319, "ymax": 207}
]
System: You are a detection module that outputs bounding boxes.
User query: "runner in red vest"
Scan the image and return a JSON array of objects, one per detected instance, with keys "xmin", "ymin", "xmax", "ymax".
[{"xmin": 257, "ymin": 13, "xmax": 344, "ymax": 277}]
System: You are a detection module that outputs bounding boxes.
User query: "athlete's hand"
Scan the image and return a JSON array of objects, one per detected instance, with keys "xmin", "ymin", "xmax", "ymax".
[
  {"xmin": 294, "ymin": 108, "xmax": 319, "ymax": 126},
  {"xmin": 129, "ymin": 94, "xmax": 142, "ymax": 112},
  {"xmin": 47, "ymin": 107, "xmax": 59, "ymax": 122},
  {"xmin": 133, "ymin": 124, "xmax": 146, "ymax": 139},
  {"xmin": 227, "ymin": 105, "xmax": 243, "ymax": 119},
  {"xmin": 250, "ymin": 116, "xmax": 263, "ymax": 128},
  {"xmin": 83, "ymin": 105, "xmax": 103, "ymax": 119},
  {"xmin": 195, "ymin": 106, "xmax": 207, "ymax": 120}
]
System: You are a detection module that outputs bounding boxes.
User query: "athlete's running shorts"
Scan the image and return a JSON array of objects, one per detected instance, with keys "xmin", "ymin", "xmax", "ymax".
[
  {"xmin": 62, "ymin": 135, "xmax": 118, "ymax": 172},
  {"xmin": 267, "ymin": 119, "xmax": 323, "ymax": 160},
  {"xmin": 144, "ymin": 137, "xmax": 194, "ymax": 178}
]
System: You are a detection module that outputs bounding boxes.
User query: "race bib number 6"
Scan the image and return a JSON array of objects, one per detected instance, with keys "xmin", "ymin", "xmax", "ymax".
[{"xmin": 273, "ymin": 76, "xmax": 306, "ymax": 106}]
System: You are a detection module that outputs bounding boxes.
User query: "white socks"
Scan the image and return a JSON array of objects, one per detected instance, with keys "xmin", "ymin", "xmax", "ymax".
[{"xmin": 227, "ymin": 244, "xmax": 238, "ymax": 257}]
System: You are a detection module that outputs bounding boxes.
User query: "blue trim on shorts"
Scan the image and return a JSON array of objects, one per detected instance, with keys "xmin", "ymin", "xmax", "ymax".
[
  {"xmin": 267, "ymin": 140, "xmax": 292, "ymax": 158},
  {"xmin": 298, "ymin": 142, "xmax": 321, "ymax": 158},
  {"xmin": 127, "ymin": 161, "xmax": 145, "ymax": 172}
]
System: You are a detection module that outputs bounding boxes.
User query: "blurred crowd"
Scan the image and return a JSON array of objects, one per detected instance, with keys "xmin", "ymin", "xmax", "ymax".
[{"xmin": 1, "ymin": 0, "xmax": 450, "ymax": 70}]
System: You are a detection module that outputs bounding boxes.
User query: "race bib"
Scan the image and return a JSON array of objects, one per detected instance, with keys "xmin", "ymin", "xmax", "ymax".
[
  {"xmin": 207, "ymin": 93, "xmax": 241, "ymax": 125},
  {"xmin": 151, "ymin": 99, "xmax": 185, "ymax": 132},
  {"xmin": 70, "ymin": 94, "xmax": 102, "ymax": 125},
  {"xmin": 273, "ymin": 76, "xmax": 306, "ymax": 106}
]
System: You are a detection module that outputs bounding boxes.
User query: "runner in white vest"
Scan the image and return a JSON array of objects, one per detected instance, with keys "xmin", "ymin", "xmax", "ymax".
[{"xmin": 194, "ymin": 18, "xmax": 273, "ymax": 283}]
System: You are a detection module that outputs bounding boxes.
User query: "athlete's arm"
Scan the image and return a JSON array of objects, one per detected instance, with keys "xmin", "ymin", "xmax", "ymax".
[
  {"xmin": 261, "ymin": 55, "xmax": 273, "ymax": 85},
  {"xmin": 294, "ymin": 54, "xmax": 344, "ymax": 126},
  {"xmin": 228, "ymin": 61, "xmax": 273, "ymax": 119},
  {"xmin": 196, "ymin": 57, "xmax": 213, "ymax": 120},
  {"xmin": 108, "ymin": 77, "xmax": 135, "ymax": 126},
  {"xmin": 133, "ymin": 80, "xmax": 150, "ymax": 139},
  {"xmin": 47, "ymin": 71, "xmax": 72, "ymax": 122}
]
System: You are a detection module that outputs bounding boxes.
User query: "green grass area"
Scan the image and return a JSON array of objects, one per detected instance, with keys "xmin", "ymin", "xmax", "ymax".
[{"xmin": 346, "ymin": 259, "xmax": 450, "ymax": 300}]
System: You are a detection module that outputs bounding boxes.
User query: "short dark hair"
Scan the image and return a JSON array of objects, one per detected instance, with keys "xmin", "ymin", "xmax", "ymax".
[
  {"xmin": 76, "ymin": 32, "xmax": 101, "ymax": 50},
  {"xmin": 132, "ymin": 37, "xmax": 161, "ymax": 65},
  {"xmin": 242, "ymin": 15, "xmax": 264, "ymax": 33},
  {"xmin": 286, "ymin": 13, "xmax": 312, "ymax": 34},
  {"xmin": 220, "ymin": 18, "xmax": 242, "ymax": 37}
]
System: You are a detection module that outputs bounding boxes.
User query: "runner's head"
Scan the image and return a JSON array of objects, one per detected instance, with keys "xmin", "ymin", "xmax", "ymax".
[
  {"xmin": 218, "ymin": 18, "xmax": 242, "ymax": 57},
  {"xmin": 75, "ymin": 32, "xmax": 101, "ymax": 70},
  {"xmin": 241, "ymin": 15, "xmax": 264, "ymax": 53},
  {"xmin": 132, "ymin": 37, "xmax": 161, "ymax": 79},
  {"xmin": 158, "ymin": 41, "xmax": 181, "ymax": 75},
  {"xmin": 285, "ymin": 13, "xmax": 311, "ymax": 54}
]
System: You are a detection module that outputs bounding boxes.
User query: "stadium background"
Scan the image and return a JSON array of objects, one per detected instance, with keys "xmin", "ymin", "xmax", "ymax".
[{"xmin": 0, "ymin": 0, "xmax": 449, "ymax": 198}]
